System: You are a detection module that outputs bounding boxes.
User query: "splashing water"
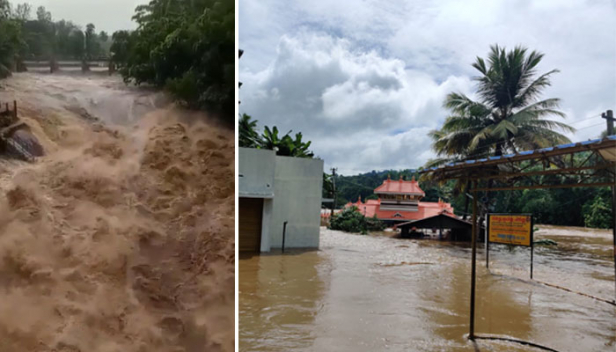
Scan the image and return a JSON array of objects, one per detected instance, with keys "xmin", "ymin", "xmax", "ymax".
[{"xmin": 0, "ymin": 73, "xmax": 234, "ymax": 352}]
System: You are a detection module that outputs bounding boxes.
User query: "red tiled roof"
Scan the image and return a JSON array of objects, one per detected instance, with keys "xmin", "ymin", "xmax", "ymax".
[
  {"xmin": 374, "ymin": 176, "xmax": 425, "ymax": 196},
  {"xmin": 345, "ymin": 198, "xmax": 454, "ymax": 221},
  {"xmin": 342, "ymin": 179, "xmax": 454, "ymax": 222}
]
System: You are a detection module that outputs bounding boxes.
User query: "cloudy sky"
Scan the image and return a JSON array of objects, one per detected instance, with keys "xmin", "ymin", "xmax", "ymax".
[
  {"xmin": 12, "ymin": 0, "xmax": 146, "ymax": 33},
  {"xmin": 239, "ymin": 0, "xmax": 616, "ymax": 175}
]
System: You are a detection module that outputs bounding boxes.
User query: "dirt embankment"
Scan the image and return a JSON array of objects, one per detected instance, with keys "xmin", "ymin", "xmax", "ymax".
[{"xmin": 0, "ymin": 97, "xmax": 234, "ymax": 352}]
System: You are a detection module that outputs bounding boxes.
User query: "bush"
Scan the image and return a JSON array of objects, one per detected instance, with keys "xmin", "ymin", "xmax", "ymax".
[
  {"xmin": 113, "ymin": 0, "xmax": 234, "ymax": 119},
  {"xmin": 329, "ymin": 206, "xmax": 385, "ymax": 234},
  {"xmin": 583, "ymin": 195, "xmax": 612, "ymax": 229}
]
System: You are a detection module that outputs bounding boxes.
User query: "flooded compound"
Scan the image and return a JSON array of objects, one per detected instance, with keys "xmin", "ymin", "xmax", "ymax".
[
  {"xmin": 0, "ymin": 73, "xmax": 234, "ymax": 352},
  {"xmin": 239, "ymin": 226, "xmax": 616, "ymax": 352}
]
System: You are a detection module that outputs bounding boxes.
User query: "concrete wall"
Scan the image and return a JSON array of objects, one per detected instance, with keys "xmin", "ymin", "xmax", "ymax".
[
  {"xmin": 269, "ymin": 155, "xmax": 324, "ymax": 249},
  {"xmin": 238, "ymin": 147, "xmax": 323, "ymax": 251},
  {"xmin": 238, "ymin": 147, "xmax": 276, "ymax": 198}
]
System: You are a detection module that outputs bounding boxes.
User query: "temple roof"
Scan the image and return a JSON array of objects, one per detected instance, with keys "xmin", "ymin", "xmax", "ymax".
[
  {"xmin": 345, "ymin": 197, "xmax": 454, "ymax": 221},
  {"xmin": 374, "ymin": 175, "xmax": 425, "ymax": 195}
]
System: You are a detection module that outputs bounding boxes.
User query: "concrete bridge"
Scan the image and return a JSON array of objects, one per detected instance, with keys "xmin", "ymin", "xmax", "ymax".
[{"xmin": 22, "ymin": 60, "xmax": 113, "ymax": 73}]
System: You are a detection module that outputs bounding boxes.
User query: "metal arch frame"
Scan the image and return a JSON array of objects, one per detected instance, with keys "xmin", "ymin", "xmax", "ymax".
[
  {"xmin": 418, "ymin": 136, "xmax": 616, "ymax": 341},
  {"xmin": 422, "ymin": 137, "xmax": 616, "ymax": 192}
]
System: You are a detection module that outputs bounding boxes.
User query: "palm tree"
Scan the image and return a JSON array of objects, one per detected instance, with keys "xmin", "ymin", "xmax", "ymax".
[
  {"xmin": 427, "ymin": 45, "xmax": 575, "ymax": 219},
  {"xmin": 430, "ymin": 45, "xmax": 574, "ymax": 163}
]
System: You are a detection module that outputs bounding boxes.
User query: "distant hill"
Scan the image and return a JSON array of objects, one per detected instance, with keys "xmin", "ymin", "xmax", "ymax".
[{"xmin": 333, "ymin": 169, "xmax": 446, "ymax": 206}]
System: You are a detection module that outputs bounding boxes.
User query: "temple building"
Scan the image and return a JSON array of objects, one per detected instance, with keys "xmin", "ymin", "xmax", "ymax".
[{"xmin": 345, "ymin": 175, "xmax": 455, "ymax": 223}]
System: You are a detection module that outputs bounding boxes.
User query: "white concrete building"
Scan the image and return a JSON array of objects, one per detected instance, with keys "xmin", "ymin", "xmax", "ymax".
[{"xmin": 238, "ymin": 147, "xmax": 324, "ymax": 252}]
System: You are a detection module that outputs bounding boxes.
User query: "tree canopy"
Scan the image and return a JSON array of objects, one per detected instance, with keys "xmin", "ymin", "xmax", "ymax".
[
  {"xmin": 111, "ymin": 0, "xmax": 235, "ymax": 118},
  {"xmin": 0, "ymin": 1, "xmax": 110, "ymax": 78},
  {"xmin": 239, "ymin": 114, "xmax": 315, "ymax": 158}
]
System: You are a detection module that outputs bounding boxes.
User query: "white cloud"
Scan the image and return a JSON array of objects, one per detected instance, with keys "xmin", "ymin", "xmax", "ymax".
[
  {"xmin": 241, "ymin": 33, "xmax": 473, "ymax": 174},
  {"xmin": 240, "ymin": 0, "xmax": 616, "ymax": 174}
]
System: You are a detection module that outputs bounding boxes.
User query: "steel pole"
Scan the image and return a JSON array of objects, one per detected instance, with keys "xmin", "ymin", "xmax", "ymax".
[
  {"xmin": 469, "ymin": 181, "xmax": 478, "ymax": 340},
  {"xmin": 282, "ymin": 221, "xmax": 288, "ymax": 253}
]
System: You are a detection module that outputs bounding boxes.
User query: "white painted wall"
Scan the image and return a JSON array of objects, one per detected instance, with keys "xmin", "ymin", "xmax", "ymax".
[
  {"xmin": 270, "ymin": 155, "xmax": 324, "ymax": 249},
  {"xmin": 238, "ymin": 148, "xmax": 324, "ymax": 251},
  {"xmin": 238, "ymin": 147, "xmax": 275, "ymax": 198}
]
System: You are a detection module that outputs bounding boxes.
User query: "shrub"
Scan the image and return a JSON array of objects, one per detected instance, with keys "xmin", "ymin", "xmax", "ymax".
[{"xmin": 329, "ymin": 206, "xmax": 385, "ymax": 234}]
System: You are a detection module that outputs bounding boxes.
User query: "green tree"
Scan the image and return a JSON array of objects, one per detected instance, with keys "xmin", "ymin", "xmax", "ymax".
[
  {"xmin": 36, "ymin": 5, "xmax": 51, "ymax": 22},
  {"xmin": 260, "ymin": 126, "xmax": 314, "ymax": 158},
  {"xmin": 14, "ymin": 3, "xmax": 30, "ymax": 21},
  {"xmin": 68, "ymin": 29, "xmax": 85, "ymax": 59},
  {"xmin": 430, "ymin": 45, "xmax": 574, "ymax": 162},
  {"xmin": 583, "ymin": 194, "xmax": 612, "ymax": 229},
  {"xmin": 329, "ymin": 206, "xmax": 385, "ymax": 234},
  {"xmin": 99, "ymin": 30, "xmax": 108, "ymax": 42},
  {"xmin": 0, "ymin": 1, "xmax": 23, "ymax": 77},
  {"xmin": 85, "ymin": 23, "xmax": 98, "ymax": 59},
  {"xmin": 110, "ymin": 30, "xmax": 132, "ymax": 66},
  {"xmin": 239, "ymin": 113, "xmax": 261, "ymax": 148},
  {"xmin": 115, "ymin": 0, "xmax": 235, "ymax": 118},
  {"xmin": 0, "ymin": 0, "xmax": 10, "ymax": 19}
]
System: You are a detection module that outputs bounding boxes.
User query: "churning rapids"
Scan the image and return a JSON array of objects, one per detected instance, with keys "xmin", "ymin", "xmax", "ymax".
[
  {"xmin": 0, "ymin": 73, "xmax": 234, "ymax": 352},
  {"xmin": 240, "ymin": 226, "xmax": 616, "ymax": 352}
]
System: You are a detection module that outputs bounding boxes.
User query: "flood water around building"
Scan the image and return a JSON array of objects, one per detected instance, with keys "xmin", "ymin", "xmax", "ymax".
[{"xmin": 239, "ymin": 226, "xmax": 616, "ymax": 352}]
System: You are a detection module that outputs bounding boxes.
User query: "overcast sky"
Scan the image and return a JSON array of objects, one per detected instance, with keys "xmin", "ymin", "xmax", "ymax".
[
  {"xmin": 13, "ymin": 0, "xmax": 146, "ymax": 33},
  {"xmin": 239, "ymin": 0, "xmax": 616, "ymax": 175}
]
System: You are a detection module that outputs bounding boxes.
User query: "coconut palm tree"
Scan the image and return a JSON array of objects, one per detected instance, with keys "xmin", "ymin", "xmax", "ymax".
[{"xmin": 429, "ymin": 45, "xmax": 575, "ymax": 163}]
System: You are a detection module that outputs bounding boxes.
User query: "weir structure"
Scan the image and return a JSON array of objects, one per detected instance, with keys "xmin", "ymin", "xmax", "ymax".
[
  {"xmin": 0, "ymin": 100, "xmax": 43, "ymax": 161},
  {"xmin": 419, "ymin": 110, "xmax": 616, "ymax": 350}
]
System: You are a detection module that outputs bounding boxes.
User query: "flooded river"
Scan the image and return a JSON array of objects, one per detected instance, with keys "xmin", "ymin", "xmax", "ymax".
[
  {"xmin": 0, "ymin": 73, "xmax": 235, "ymax": 352},
  {"xmin": 239, "ymin": 226, "xmax": 615, "ymax": 352}
]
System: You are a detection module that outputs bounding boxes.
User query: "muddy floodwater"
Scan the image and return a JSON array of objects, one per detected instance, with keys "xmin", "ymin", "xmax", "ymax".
[
  {"xmin": 239, "ymin": 226, "xmax": 615, "ymax": 352},
  {"xmin": 0, "ymin": 73, "xmax": 234, "ymax": 352}
]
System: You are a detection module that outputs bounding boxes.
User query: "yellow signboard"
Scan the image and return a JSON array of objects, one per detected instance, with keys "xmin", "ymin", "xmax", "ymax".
[{"xmin": 488, "ymin": 214, "xmax": 532, "ymax": 246}]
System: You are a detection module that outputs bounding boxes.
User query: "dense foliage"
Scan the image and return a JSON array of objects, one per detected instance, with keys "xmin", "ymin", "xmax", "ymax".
[
  {"xmin": 239, "ymin": 114, "xmax": 314, "ymax": 157},
  {"xmin": 0, "ymin": 1, "xmax": 109, "ymax": 78},
  {"xmin": 0, "ymin": 1, "xmax": 22, "ymax": 77},
  {"xmin": 329, "ymin": 206, "xmax": 385, "ymax": 234},
  {"xmin": 111, "ymin": 0, "xmax": 235, "ymax": 118}
]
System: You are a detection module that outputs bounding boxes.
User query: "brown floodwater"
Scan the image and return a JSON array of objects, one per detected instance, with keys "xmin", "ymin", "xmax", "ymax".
[
  {"xmin": 0, "ymin": 73, "xmax": 234, "ymax": 352},
  {"xmin": 239, "ymin": 226, "xmax": 616, "ymax": 352}
]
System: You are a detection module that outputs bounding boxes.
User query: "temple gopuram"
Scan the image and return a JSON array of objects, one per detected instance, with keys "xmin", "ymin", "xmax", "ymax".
[{"xmin": 345, "ymin": 175, "xmax": 455, "ymax": 224}]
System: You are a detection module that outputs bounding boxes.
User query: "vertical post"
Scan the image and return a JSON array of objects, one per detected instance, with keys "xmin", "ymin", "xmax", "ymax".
[
  {"xmin": 603, "ymin": 110, "xmax": 616, "ymax": 299},
  {"xmin": 611, "ymin": 182, "xmax": 616, "ymax": 300},
  {"xmin": 486, "ymin": 214, "xmax": 490, "ymax": 269},
  {"xmin": 469, "ymin": 181, "xmax": 478, "ymax": 340},
  {"xmin": 530, "ymin": 215, "xmax": 534, "ymax": 280},
  {"xmin": 602, "ymin": 110, "xmax": 614, "ymax": 136},
  {"xmin": 13, "ymin": 100, "xmax": 17, "ymax": 119},
  {"xmin": 282, "ymin": 221, "xmax": 288, "ymax": 253},
  {"xmin": 331, "ymin": 168, "xmax": 337, "ymax": 218}
]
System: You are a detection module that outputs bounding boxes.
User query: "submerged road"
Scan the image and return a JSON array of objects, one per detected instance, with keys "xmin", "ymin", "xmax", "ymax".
[{"xmin": 239, "ymin": 226, "xmax": 615, "ymax": 352}]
